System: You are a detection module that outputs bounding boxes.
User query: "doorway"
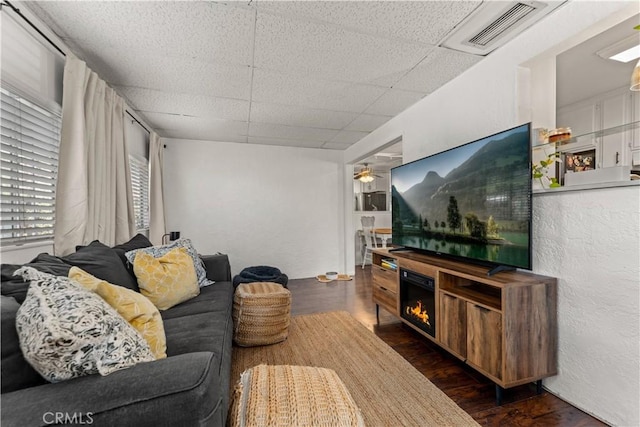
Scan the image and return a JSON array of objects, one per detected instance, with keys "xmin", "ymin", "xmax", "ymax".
[{"xmin": 350, "ymin": 138, "xmax": 403, "ymax": 268}]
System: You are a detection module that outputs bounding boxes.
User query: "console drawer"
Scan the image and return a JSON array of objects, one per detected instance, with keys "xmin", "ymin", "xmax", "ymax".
[
  {"xmin": 372, "ymin": 266, "xmax": 398, "ymax": 293},
  {"xmin": 373, "ymin": 284, "xmax": 398, "ymax": 315}
]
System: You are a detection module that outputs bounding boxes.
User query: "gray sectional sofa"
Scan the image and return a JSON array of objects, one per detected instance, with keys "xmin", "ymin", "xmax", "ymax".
[{"xmin": 1, "ymin": 236, "xmax": 235, "ymax": 427}]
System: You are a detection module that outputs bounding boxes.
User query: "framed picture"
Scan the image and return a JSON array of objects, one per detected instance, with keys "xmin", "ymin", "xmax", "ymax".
[
  {"xmin": 564, "ymin": 149, "xmax": 596, "ymax": 173},
  {"xmin": 363, "ymin": 191, "xmax": 386, "ymax": 211}
]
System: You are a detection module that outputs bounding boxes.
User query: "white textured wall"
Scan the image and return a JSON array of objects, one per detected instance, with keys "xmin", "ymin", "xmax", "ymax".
[
  {"xmin": 344, "ymin": 2, "xmax": 639, "ymax": 425},
  {"xmin": 533, "ymin": 186, "xmax": 640, "ymax": 426},
  {"xmin": 162, "ymin": 139, "xmax": 345, "ymax": 279}
]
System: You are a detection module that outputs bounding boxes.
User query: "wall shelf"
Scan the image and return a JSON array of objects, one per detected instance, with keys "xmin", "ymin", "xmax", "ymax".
[
  {"xmin": 533, "ymin": 121, "xmax": 640, "ymax": 149},
  {"xmin": 532, "ymin": 120, "xmax": 640, "ymax": 190},
  {"xmin": 533, "ymin": 179, "xmax": 640, "ymax": 194}
]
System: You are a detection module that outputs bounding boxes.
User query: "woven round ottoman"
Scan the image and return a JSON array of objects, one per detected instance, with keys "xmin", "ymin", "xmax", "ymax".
[
  {"xmin": 229, "ymin": 364, "xmax": 364, "ymax": 427},
  {"xmin": 233, "ymin": 282, "xmax": 291, "ymax": 347}
]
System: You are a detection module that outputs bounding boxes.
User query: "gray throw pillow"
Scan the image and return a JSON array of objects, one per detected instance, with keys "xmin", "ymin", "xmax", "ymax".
[
  {"xmin": 63, "ymin": 240, "xmax": 138, "ymax": 290},
  {"xmin": 1, "ymin": 295, "xmax": 46, "ymax": 392}
]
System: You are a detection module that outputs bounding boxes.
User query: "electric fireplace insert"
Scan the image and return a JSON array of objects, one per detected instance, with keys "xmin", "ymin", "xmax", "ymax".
[{"xmin": 400, "ymin": 268, "xmax": 436, "ymax": 338}]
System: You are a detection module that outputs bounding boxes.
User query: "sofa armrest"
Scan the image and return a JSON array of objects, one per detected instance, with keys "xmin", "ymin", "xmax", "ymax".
[
  {"xmin": 1, "ymin": 352, "xmax": 228, "ymax": 427},
  {"xmin": 201, "ymin": 253, "xmax": 232, "ymax": 282}
]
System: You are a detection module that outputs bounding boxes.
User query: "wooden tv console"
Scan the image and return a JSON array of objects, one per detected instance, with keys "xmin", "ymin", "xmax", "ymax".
[{"xmin": 371, "ymin": 248, "xmax": 557, "ymax": 403}]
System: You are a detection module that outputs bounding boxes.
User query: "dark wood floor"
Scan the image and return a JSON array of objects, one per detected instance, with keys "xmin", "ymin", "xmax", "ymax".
[{"xmin": 287, "ymin": 266, "xmax": 607, "ymax": 427}]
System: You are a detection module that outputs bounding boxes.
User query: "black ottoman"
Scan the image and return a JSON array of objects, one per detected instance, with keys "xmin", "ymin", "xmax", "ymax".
[{"xmin": 232, "ymin": 265, "xmax": 288, "ymax": 289}]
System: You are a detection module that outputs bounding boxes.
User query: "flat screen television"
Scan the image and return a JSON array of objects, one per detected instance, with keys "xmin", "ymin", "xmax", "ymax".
[{"xmin": 390, "ymin": 123, "xmax": 532, "ymax": 274}]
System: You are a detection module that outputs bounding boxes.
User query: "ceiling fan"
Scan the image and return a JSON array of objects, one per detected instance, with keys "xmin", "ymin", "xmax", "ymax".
[{"xmin": 353, "ymin": 164, "xmax": 381, "ymax": 183}]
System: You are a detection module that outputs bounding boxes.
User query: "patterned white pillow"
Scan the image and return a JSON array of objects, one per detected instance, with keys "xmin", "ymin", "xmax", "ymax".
[
  {"xmin": 125, "ymin": 238, "xmax": 212, "ymax": 287},
  {"xmin": 14, "ymin": 267, "xmax": 155, "ymax": 383}
]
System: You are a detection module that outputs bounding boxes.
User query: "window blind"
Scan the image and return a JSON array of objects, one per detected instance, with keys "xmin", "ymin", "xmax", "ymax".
[
  {"xmin": 1, "ymin": 86, "xmax": 61, "ymax": 244},
  {"xmin": 129, "ymin": 154, "xmax": 150, "ymax": 231}
]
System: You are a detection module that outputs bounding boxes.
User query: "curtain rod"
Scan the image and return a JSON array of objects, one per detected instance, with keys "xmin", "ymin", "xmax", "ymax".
[
  {"xmin": 127, "ymin": 111, "xmax": 151, "ymax": 134},
  {"xmin": 1, "ymin": 1, "xmax": 66, "ymax": 57},
  {"xmin": 2, "ymin": 1, "xmax": 152, "ymax": 136}
]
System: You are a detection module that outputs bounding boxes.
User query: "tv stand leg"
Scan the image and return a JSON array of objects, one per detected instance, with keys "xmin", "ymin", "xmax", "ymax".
[
  {"xmin": 536, "ymin": 380, "xmax": 543, "ymax": 394},
  {"xmin": 375, "ymin": 304, "xmax": 379, "ymax": 325},
  {"xmin": 495, "ymin": 385, "xmax": 504, "ymax": 406}
]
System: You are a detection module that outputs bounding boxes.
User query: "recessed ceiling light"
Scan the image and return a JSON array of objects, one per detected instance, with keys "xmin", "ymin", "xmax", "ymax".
[
  {"xmin": 610, "ymin": 44, "xmax": 640, "ymax": 63},
  {"xmin": 597, "ymin": 34, "xmax": 640, "ymax": 63}
]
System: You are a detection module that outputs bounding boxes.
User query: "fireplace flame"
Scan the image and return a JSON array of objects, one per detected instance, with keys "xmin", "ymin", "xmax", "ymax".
[{"xmin": 406, "ymin": 300, "xmax": 431, "ymax": 326}]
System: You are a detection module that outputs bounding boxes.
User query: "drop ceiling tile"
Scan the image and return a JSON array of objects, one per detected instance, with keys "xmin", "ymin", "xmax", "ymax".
[
  {"xmin": 157, "ymin": 128, "xmax": 247, "ymax": 144},
  {"xmin": 24, "ymin": 1, "xmax": 491, "ymax": 150},
  {"xmin": 248, "ymin": 136, "xmax": 324, "ymax": 149},
  {"xmin": 30, "ymin": 1, "xmax": 255, "ymax": 66},
  {"xmin": 250, "ymin": 102, "xmax": 358, "ymax": 130},
  {"xmin": 366, "ymin": 70, "xmax": 411, "ymax": 89},
  {"xmin": 394, "ymin": 47, "xmax": 483, "ymax": 94},
  {"xmin": 257, "ymin": 1, "xmax": 481, "ymax": 45},
  {"xmin": 75, "ymin": 44, "xmax": 252, "ymax": 100},
  {"xmin": 159, "ymin": 127, "xmax": 248, "ymax": 143},
  {"xmin": 330, "ymin": 130, "xmax": 369, "ymax": 145},
  {"xmin": 344, "ymin": 114, "xmax": 392, "ymax": 132},
  {"xmin": 254, "ymin": 12, "xmax": 433, "ymax": 86},
  {"xmin": 249, "ymin": 122, "xmax": 338, "ymax": 142},
  {"xmin": 141, "ymin": 112, "xmax": 247, "ymax": 136},
  {"xmin": 118, "ymin": 87, "xmax": 249, "ymax": 122},
  {"xmin": 364, "ymin": 89, "xmax": 425, "ymax": 116},
  {"xmin": 142, "ymin": 111, "xmax": 248, "ymax": 142},
  {"xmin": 252, "ymin": 69, "xmax": 387, "ymax": 113}
]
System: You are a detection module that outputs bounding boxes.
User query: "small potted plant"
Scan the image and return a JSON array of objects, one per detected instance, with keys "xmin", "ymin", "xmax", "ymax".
[{"xmin": 532, "ymin": 152, "xmax": 561, "ymax": 189}]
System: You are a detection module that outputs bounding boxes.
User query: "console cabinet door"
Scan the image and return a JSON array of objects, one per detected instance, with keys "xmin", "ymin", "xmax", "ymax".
[
  {"xmin": 438, "ymin": 293, "xmax": 466, "ymax": 358},
  {"xmin": 467, "ymin": 303, "xmax": 502, "ymax": 380}
]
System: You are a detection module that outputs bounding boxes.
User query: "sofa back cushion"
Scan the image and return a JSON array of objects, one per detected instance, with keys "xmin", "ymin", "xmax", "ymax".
[
  {"xmin": 112, "ymin": 233, "xmax": 153, "ymax": 261},
  {"xmin": 1, "ymin": 254, "xmax": 72, "ymax": 304},
  {"xmin": 1, "ymin": 295, "xmax": 46, "ymax": 393},
  {"xmin": 62, "ymin": 241, "xmax": 137, "ymax": 291},
  {"xmin": 112, "ymin": 233, "xmax": 153, "ymax": 284}
]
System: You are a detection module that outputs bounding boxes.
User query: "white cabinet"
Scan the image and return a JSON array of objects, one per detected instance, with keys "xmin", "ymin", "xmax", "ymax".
[
  {"xmin": 558, "ymin": 87, "xmax": 639, "ymax": 170},
  {"xmin": 557, "ymin": 103, "xmax": 598, "ymax": 138},
  {"xmin": 631, "ymin": 91, "xmax": 640, "ymax": 168},
  {"xmin": 633, "ymin": 91, "xmax": 640, "ymax": 144},
  {"xmin": 600, "ymin": 92, "xmax": 632, "ymax": 168},
  {"xmin": 361, "ymin": 173, "xmax": 389, "ymax": 193}
]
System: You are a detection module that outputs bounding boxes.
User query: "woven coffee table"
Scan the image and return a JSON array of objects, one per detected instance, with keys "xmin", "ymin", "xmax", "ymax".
[{"xmin": 233, "ymin": 282, "xmax": 291, "ymax": 347}]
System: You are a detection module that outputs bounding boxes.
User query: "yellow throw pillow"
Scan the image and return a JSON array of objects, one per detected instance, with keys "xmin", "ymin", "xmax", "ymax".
[
  {"xmin": 133, "ymin": 246, "xmax": 200, "ymax": 311},
  {"xmin": 68, "ymin": 267, "xmax": 167, "ymax": 359}
]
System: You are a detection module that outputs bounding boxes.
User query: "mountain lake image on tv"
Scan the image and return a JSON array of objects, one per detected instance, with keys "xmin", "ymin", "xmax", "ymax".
[{"xmin": 391, "ymin": 123, "xmax": 532, "ymax": 271}]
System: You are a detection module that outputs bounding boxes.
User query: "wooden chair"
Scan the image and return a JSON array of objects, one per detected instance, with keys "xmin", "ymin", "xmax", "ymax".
[{"xmin": 361, "ymin": 216, "xmax": 377, "ymax": 269}]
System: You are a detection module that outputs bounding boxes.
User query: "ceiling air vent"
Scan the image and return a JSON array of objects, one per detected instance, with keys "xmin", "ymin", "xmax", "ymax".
[
  {"xmin": 468, "ymin": 3, "xmax": 539, "ymax": 47},
  {"xmin": 441, "ymin": 1, "xmax": 565, "ymax": 56}
]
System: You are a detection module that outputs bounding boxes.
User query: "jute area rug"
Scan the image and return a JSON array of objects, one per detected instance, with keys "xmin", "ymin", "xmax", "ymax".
[{"xmin": 231, "ymin": 311, "xmax": 480, "ymax": 426}]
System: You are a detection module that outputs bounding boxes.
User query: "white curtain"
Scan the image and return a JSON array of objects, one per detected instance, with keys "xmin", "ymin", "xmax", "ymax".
[
  {"xmin": 148, "ymin": 132, "xmax": 166, "ymax": 245},
  {"xmin": 54, "ymin": 55, "xmax": 135, "ymax": 255}
]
